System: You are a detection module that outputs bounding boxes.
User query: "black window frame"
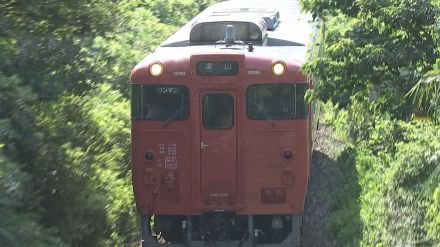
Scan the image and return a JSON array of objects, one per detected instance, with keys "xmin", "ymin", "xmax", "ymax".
[{"xmin": 246, "ymin": 83, "xmax": 308, "ymax": 120}]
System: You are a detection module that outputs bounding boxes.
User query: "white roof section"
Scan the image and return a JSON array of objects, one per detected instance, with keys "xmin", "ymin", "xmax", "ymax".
[{"xmin": 155, "ymin": 0, "xmax": 315, "ymax": 62}]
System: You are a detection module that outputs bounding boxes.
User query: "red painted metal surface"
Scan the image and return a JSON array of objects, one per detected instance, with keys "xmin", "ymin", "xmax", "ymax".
[
  {"xmin": 199, "ymin": 91, "xmax": 238, "ymax": 208},
  {"xmin": 131, "ymin": 52, "xmax": 311, "ymax": 216}
]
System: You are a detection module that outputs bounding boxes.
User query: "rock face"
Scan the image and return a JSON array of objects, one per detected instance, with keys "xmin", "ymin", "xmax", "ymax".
[{"xmin": 302, "ymin": 124, "xmax": 343, "ymax": 247}]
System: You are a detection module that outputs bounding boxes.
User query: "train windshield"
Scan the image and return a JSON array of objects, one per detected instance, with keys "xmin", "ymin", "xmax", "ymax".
[
  {"xmin": 131, "ymin": 84, "xmax": 189, "ymax": 121},
  {"xmin": 247, "ymin": 83, "xmax": 308, "ymax": 120}
]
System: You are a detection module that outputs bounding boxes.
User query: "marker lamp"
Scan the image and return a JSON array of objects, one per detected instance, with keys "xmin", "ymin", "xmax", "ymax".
[{"xmin": 150, "ymin": 62, "xmax": 164, "ymax": 76}]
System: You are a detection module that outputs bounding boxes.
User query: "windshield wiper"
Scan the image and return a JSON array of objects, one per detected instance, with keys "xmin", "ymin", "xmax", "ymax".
[
  {"xmin": 257, "ymin": 104, "xmax": 274, "ymax": 127},
  {"xmin": 161, "ymin": 109, "xmax": 180, "ymax": 128},
  {"xmin": 161, "ymin": 95, "xmax": 184, "ymax": 128},
  {"xmin": 262, "ymin": 109, "xmax": 275, "ymax": 127}
]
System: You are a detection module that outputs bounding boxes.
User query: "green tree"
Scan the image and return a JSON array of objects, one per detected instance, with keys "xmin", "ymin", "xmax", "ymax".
[
  {"xmin": 34, "ymin": 84, "xmax": 133, "ymax": 246},
  {"xmin": 0, "ymin": 74, "xmax": 67, "ymax": 246},
  {"xmin": 302, "ymin": 0, "xmax": 438, "ymax": 119},
  {"xmin": 0, "ymin": 0, "xmax": 123, "ymax": 95},
  {"xmin": 300, "ymin": 0, "xmax": 440, "ymax": 244},
  {"xmin": 407, "ymin": 64, "xmax": 440, "ymax": 122},
  {"xmin": 0, "ymin": 1, "xmax": 214, "ymax": 245},
  {"xmin": 0, "ymin": 149, "xmax": 67, "ymax": 247}
]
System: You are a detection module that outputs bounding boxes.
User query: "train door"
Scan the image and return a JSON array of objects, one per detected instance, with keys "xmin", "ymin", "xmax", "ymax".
[{"xmin": 200, "ymin": 91, "xmax": 237, "ymax": 206}]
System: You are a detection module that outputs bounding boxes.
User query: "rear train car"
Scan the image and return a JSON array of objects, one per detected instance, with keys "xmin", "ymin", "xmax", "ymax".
[{"xmin": 130, "ymin": 1, "xmax": 318, "ymax": 246}]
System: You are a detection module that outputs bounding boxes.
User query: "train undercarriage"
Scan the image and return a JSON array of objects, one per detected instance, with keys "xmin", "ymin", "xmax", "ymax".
[{"xmin": 141, "ymin": 214, "xmax": 301, "ymax": 247}]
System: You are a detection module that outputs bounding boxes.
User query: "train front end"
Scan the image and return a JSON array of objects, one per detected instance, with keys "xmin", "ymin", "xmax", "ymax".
[{"xmin": 130, "ymin": 1, "xmax": 317, "ymax": 246}]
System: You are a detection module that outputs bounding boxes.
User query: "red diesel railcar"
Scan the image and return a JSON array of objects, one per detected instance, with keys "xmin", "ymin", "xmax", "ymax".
[{"xmin": 130, "ymin": 1, "xmax": 319, "ymax": 246}]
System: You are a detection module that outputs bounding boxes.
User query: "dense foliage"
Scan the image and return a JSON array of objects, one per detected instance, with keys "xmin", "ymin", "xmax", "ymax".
[
  {"xmin": 0, "ymin": 0, "xmax": 214, "ymax": 246},
  {"xmin": 322, "ymin": 105, "xmax": 440, "ymax": 246},
  {"xmin": 302, "ymin": 0, "xmax": 439, "ymax": 119},
  {"xmin": 302, "ymin": 0, "xmax": 440, "ymax": 245}
]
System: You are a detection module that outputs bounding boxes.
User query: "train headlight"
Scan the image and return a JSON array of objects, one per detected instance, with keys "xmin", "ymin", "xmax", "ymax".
[
  {"xmin": 272, "ymin": 61, "xmax": 286, "ymax": 75},
  {"xmin": 150, "ymin": 62, "xmax": 164, "ymax": 76}
]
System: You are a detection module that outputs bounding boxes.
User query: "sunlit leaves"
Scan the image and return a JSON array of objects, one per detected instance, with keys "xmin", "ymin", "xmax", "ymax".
[
  {"xmin": 326, "ymin": 110, "xmax": 440, "ymax": 245},
  {"xmin": 0, "ymin": 0, "xmax": 125, "ymax": 95},
  {"xmin": 0, "ymin": 144, "xmax": 67, "ymax": 247},
  {"xmin": 35, "ymin": 84, "xmax": 133, "ymax": 246},
  {"xmin": 300, "ymin": 0, "xmax": 359, "ymax": 17},
  {"xmin": 407, "ymin": 64, "xmax": 440, "ymax": 121},
  {"xmin": 425, "ymin": 187, "xmax": 440, "ymax": 242},
  {"xmin": 301, "ymin": 0, "xmax": 438, "ymax": 119},
  {"xmin": 303, "ymin": 0, "xmax": 440, "ymax": 243},
  {"xmin": 381, "ymin": 122, "xmax": 440, "ymax": 245}
]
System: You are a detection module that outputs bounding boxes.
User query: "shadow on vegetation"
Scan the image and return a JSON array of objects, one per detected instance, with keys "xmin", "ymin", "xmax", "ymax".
[{"xmin": 302, "ymin": 148, "xmax": 362, "ymax": 247}]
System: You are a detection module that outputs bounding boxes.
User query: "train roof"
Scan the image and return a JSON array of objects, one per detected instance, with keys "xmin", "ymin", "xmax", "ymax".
[{"xmin": 155, "ymin": 0, "xmax": 315, "ymax": 63}]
